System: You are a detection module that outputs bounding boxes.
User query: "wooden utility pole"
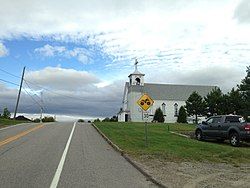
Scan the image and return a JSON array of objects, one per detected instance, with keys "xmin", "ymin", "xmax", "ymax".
[
  {"xmin": 14, "ymin": 66, "xmax": 26, "ymax": 119},
  {"xmin": 40, "ymin": 91, "xmax": 43, "ymax": 122}
]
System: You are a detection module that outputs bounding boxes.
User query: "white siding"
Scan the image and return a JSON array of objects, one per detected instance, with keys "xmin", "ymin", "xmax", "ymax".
[{"xmin": 128, "ymin": 94, "xmax": 186, "ymax": 123}]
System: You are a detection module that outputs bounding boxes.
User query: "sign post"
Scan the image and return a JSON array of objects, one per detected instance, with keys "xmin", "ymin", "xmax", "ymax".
[{"xmin": 137, "ymin": 94, "xmax": 154, "ymax": 147}]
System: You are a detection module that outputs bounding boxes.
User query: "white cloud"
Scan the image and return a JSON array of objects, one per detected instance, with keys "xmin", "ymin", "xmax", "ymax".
[
  {"xmin": 1, "ymin": 0, "xmax": 250, "ymax": 117},
  {"xmin": 0, "ymin": 68, "xmax": 123, "ymax": 117},
  {"xmin": 34, "ymin": 45, "xmax": 92, "ymax": 64},
  {"xmin": 25, "ymin": 67, "xmax": 100, "ymax": 90},
  {"xmin": 0, "ymin": 42, "xmax": 8, "ymax": 57},
  {"xmin": 234, "ymin": 0, "xmax": 250, "ymax": 23},
  {"xmin": 34, "ymin": 44, "xmax": 66, "ymax": 57}
]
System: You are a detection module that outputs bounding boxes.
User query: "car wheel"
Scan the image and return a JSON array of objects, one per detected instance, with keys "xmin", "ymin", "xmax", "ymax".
[
  {"xmin": 229, "ymin": 132, "xmax": 240, "ymax": 147},
  {"xmin": 196, "ymin": 130, "xmax": 203, "ymax": 141}
]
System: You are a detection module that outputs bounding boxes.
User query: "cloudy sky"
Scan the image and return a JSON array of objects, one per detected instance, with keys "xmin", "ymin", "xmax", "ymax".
[{"xmin": 0, "ymin": 0, "xmax": 250, "ymax": 120}]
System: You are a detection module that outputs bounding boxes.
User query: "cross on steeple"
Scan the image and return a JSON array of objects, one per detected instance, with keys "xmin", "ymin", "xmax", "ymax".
[{"xmin": 135, "ymin": 58, "xmax": 138, "ymax": 71}]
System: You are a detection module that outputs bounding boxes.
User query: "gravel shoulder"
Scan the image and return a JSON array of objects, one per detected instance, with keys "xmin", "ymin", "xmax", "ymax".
[{"xmin": 132, "ymin": 155, "xmax": 250, "ymax": 188}]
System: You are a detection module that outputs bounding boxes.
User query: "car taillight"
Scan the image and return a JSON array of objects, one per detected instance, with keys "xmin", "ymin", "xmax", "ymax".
[{"xmin": 244, "ymin": 124, "xmax": 250, "ymax": 131}]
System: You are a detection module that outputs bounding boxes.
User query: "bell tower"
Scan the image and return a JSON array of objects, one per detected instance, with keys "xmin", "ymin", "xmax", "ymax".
[{"xmin": 128, "ymin": 59, "xmax": 145, "ymax": 86}]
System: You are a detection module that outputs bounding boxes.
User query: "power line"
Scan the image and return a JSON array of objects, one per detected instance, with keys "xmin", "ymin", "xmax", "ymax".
[
  {"xmin": 0, "ymin": 68, "xmax": 21, "ymax": 79},
  {"xmin": 23, "ymin": 88, "xmax": 42, "ymax": 108},
  {"xmin": 0, "ymin": 67, "xmax": 118, "ymax": 103},
  {"xmin": 0, "ymin": 78, "xmax": 20, "ymax": 86}
]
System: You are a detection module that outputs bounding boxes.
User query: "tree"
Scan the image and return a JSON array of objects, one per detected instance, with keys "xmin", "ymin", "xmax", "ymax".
[
  {"xmin": 102, "ymin": 117, "xmax": 110, "ymax": 122},
  {"xmin": 78, "ymin": 119, "xmax": 85, "ymax": 122},
  {"xmin": 42, "ymin": 116, "xmax": 55, "ymax": 122},
  {"xmin": 94, "ymin": 118, "xmax": 101, "ymax": 122},
  {"xmin": 153, "ymin": 107, "xmax": 165, "ymax": 123},
  {"xmin": 186, "ymin": 91, "xmax": 205, "ymax": 124},
  {"xmin": 177, "ymin": 106, "xmax": 187, "ymax": 123},
  {"xmin": 33, "ymin": 118, "xmax": 40, "ymax": 123},
  {"xmin": 226, "ymin": 88, "xmax": 243, "ymax": 115},
  {"xmin": 2, "ymin": 107, "xmax": 11, "ymax": 119},
  {"xmin": 238, "ymin": 66, "xmax": 250, "ymax": 120},
  {"xmin": 204, "ymin": 87, "xmax": 224, "ymax": 116},
  {"xmin": 110, "ymin": 116, "xmax": 118, "ymax": 122}
]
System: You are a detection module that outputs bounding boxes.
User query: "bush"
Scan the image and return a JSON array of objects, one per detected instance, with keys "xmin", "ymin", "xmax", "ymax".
[
  {"xmin": 177, "ymin": 106, "xmax": 187, "ymax": 123},
  {"xmin": 33, "ymin": 118, "xmax": 41, "ymax": 123},
  {"xmin": 153, "ymin": 108, "xmax": 165, "ymax": 123},
  {"xmin": 78, "ymin": 119, "xmax": 85, "ymax": 122},
  {"xmin": 94, "ymin": 118, "xmax": 101, "ymax": 122},
  {"xmin": 102, "ymin": 117, "xmax": 110, "ymax": 122},
  {"xmin": 2, "ymin": 107, "xmax": 11, "ymax": 119},
  {"xmin": 110, "ymin": 116, "xmax": 118, "ymax": 122},
  {"xmin": 42, "ymin": 116, "xmax": 55, "ymax": 122}
]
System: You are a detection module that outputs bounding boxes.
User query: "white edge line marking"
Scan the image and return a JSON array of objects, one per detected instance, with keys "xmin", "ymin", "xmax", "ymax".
[
  {"xmin": 50, "ymin": 122, "xmax": 77, "ymax": 188},
  {"xmin": 0, "ymin": 123, "xmax": 28, "ymax": 131}
]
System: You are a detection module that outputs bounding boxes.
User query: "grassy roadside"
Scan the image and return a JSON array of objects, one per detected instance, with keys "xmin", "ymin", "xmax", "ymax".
[
  {"xmin": 95, "ymin": 122, "xmax": 250, "ymax": 165},
  {"xmin": 0, "ymin": 119, "xmax": 30, "ymax": 128}
]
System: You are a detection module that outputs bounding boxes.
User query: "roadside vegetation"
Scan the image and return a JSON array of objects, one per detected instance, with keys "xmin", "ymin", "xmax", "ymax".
[
  {"xmin": 185, "ymin": 66, "xmax": 250, "ymax": 123},
  {"xmin": 0, "ymin": 119, "xmax": 30, "ymax": 127},
  {"xmin": 95, "ymin": 122, "xmax": 250, "ymax": 165},
  {"xmin": 0, "ymin": 107, "xmax": 30, "ymax": 128}
]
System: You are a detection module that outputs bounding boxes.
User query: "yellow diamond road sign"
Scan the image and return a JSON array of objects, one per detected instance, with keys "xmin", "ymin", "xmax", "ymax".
[{"xmin": 137, "ymin": 94, "xmax": 154, "ymax": 111}]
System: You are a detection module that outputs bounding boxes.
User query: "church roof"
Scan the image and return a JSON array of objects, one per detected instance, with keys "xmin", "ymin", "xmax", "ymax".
[
  {"xmin": 128, "ymin": 82, "xmax": 216, "ymax": 101},
  {"xmin": 128, "ymin": 69, "xmax": 145, "ymax": 77}
]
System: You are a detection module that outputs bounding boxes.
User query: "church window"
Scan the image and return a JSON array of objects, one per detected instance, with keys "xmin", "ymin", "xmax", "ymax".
[
  {"xmin": 162, "ymin": 103, "xmax": 166, "ymax": 115},
  {"xmin": 135, "ymin": 77, "xmax": 141, "ymax": 85},
  {"xmin": 174, "ymin": 103, "xmax": 178, "ymax": 117}
]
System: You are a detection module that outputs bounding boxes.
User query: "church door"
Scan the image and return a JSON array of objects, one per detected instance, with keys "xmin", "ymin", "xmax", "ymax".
[{"xmin": 125, "ymin": 114, "xmax": 128, "ymax": 122}]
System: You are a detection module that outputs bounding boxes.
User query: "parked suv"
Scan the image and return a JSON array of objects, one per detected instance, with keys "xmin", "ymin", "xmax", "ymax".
[{"xmin": 195, "ymin": 115, "xmax": 250, "ymax": 146}]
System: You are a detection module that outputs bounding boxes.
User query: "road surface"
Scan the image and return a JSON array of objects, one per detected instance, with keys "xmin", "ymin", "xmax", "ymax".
[{"xmin": 0, "ymin": 122, "xmax": 156, "ymax": 188}]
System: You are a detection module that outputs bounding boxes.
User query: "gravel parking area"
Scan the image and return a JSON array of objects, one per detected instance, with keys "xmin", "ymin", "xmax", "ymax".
[{"xmin": 133, "ymin": 155, "xmax": 250, "ymax": 188}]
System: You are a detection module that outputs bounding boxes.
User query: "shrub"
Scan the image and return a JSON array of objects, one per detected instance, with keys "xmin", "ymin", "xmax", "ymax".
[
  {"xmin": 78, "ymin": 119, "xmax": 85, "ymax": 122},
  {"xmin": 153, "ymin": 108, "xmax": 165, "ymax": 123},
  {"xmin": 42, "ymin": 116, "xmax": 55, "ymax": 122},
  {"xmin": 177, "ymin": 106, "xmax": 187, "ymax": 123}
]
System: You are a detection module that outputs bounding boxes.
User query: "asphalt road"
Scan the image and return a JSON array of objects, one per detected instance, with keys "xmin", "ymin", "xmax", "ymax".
[{"xmin": 0, "ymin": 122, "xmax": 156, "ymax": 188}]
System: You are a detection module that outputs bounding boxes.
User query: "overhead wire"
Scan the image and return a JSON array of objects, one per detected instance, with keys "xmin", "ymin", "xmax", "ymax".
[
  {"xmin": 22, "ymin": 88, "xmax": 42, "ymax": 108},
  {"xmin": 0, "ymin": 68, "xmax": 21, "ymax": 79},
  {"xmin": 0, "ymin": 67, "xmax": 118, "ymax": 103},
  {"xmin": 0, "ymin": 78, "xmax": 20, "ymax": 86}
]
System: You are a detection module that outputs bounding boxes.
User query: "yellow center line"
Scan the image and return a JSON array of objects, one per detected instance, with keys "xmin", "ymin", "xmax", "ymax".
[{"xmin": 0, "ymin": 124, "xmax": 44, "ymax": 147}]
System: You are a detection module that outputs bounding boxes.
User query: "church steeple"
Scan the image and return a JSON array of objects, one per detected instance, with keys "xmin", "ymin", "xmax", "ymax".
[{"xmin": 128, "ymin": 59, "xmax": 145, "ymax": 86}]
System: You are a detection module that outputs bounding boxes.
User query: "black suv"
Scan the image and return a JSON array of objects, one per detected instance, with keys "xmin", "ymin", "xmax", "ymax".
[{"xmin": 195, "ymin": 115, "xmax": 250, "ymax": 146}]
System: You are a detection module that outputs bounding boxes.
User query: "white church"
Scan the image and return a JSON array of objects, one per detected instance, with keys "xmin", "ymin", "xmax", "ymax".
[{"xmin": 118, "ymin": 60, "xmax": 215, "ymax": 123}]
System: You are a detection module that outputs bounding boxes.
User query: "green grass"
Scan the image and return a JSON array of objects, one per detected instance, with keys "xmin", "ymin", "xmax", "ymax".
[
  {"xmin": 95, "ymin": 122, "xmax": 250, "ymax": 165},
  {"xmin": 0, "ymin": 118, "xmax": 30, "ymax": 127}
]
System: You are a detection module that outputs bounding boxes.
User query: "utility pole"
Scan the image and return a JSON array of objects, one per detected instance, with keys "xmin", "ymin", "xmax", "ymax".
[
  {"xmin": 40, "ymin": 91, "xmax": 43, "ymax": 122},
  {"xmin": 14, "ymin": 66, "xmax": 26, "ymax": 119}
]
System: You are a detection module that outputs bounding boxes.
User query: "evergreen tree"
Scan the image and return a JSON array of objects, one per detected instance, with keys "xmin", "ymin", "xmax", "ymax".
[
  {"xmin": 153, "ymin": 107, "xmax": 165, "ymax": 123},
  {"xmin": 204, "ymin": 87, "xmax": 224, "ymax": 115},
  {"xmin": 238, "ymin": 66, "xmax": 250, "ymax": 120},
  {"xmin": 102, "ymin": 117, "xmax": 110, "ymax": 122},
  {"xmin": 94, "ymin": 118, "xmax": 101, "ymax": 122},
  {"xmin": 2, "ymin": 107, "xmax": 11, "ymax": 119},
  {"xmin": 110, "ymin": 116, "xmax": 118, "ymax": 122},
  {"xmin": 177, "ymin": 106, "xmax": 187, "ymax": 123},
  {"xmin": 227, "ymin": 88, "xmax": 243, "ymax": 115},
  {"xmin": 186, "ymin": 91, "xmax": 205, "ymax": 124}
]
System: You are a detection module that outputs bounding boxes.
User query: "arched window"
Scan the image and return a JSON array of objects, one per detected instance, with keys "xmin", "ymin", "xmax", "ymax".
[
  {"xmin": 162, "ymin": 103, "xmax": 166, "ymax": 115},
  {"xmin": 174, "ymin": 103, "xmax": 178, "ymax": 117},
  {"xmin": 135, "ymin": 77, "xmax": 141, "ymax": 85}
]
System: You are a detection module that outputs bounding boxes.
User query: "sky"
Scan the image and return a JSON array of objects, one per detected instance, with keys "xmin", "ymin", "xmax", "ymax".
[{"xmin": 0, "ymin": 0, "xmax": 250, "ymax": 121}]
